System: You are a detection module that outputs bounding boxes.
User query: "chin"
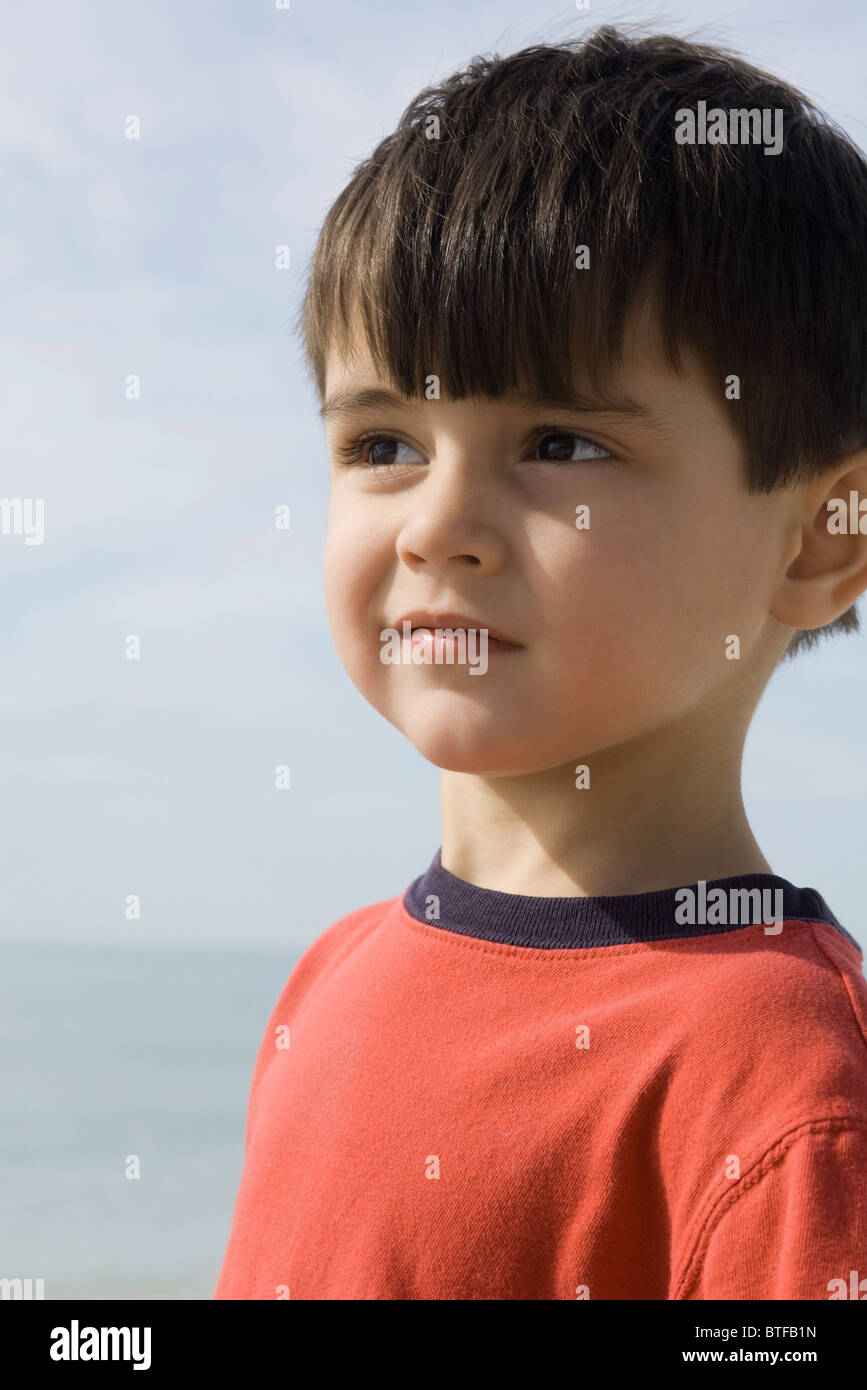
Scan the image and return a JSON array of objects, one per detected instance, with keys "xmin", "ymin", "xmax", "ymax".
[{"xmin": 394, "ymin": 718, "xmax": 554, "ymax": 775}]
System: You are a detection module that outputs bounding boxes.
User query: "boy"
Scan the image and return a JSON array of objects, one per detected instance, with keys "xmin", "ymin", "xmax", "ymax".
[{"xmin": 215, "ymin": 26, "xmax": 867, "ymax": 1299}]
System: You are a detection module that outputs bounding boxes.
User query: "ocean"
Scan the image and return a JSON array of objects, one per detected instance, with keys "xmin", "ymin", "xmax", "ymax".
[{"xmin": 0, "ymin": 941, "xmax": 298, "ymax": 1300}]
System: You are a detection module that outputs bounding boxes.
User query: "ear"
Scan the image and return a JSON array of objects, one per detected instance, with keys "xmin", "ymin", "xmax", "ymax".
[{"xmin": 770, "ymin": 450, "xmax": 867, "ymax": 631}]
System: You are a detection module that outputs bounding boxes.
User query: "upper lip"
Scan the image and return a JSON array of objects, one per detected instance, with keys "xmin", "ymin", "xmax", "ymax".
[{"xmin": 394, "ymin": 610, "xmax": 523, "ymax": 646}]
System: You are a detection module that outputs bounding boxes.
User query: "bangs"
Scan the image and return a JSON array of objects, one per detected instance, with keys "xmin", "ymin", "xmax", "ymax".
[
  {"xmin": 306, "ymin": 187, "xmax": 678, "ymax": 406},
  {"xmin": 299, "ymin": 58, "xmax": 693, "ymax": 405},
  {"xmin": 298, "ymin": 28, "xmax": 867, "ymax": 508}
]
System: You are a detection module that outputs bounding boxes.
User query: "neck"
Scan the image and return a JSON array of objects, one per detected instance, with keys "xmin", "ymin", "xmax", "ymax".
[{"xmin": 440, "ymin": 702, "xmax": 771, "ymax": 897}]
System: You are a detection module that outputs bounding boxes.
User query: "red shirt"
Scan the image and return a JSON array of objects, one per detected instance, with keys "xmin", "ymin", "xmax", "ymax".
[{"xmin": 215, "ymin": 852, "xmax": 867, "ymax": 1299}]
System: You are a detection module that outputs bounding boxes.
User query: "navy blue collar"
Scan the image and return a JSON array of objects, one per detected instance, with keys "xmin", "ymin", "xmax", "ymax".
[{"xmin": 403, "ymin": 847, "xmax": 858, "ymax": 950}]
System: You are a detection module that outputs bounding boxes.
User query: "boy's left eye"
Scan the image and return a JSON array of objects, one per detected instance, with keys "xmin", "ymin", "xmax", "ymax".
[{"xmin": 532, "ymin": 431, "xmax": 612, "ymax": 462}]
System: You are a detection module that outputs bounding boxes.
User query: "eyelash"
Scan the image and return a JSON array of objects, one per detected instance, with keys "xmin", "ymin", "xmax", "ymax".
[{"xmin": 333, "ymin": 427, "xmax": 615, "ymax": 469}]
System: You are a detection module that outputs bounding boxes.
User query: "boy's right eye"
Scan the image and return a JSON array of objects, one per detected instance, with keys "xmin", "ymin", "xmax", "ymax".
[{"xmin": 334, "ymin": 433, "xmax": 425, "ymax": 469}]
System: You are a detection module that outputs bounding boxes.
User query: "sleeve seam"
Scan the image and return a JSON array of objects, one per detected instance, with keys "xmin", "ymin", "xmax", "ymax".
[{"xmin": 671, "ymin": 1115, "xmax": 867, "ymax": 1299}]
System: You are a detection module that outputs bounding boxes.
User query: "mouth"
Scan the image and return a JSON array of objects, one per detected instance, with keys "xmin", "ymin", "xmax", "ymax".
[{"xmin": 395, "ymin": 611, "xmax": 524, "ymax": 649}]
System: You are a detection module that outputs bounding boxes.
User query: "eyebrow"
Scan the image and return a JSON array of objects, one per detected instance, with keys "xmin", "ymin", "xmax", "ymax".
[{"xmin": 319, "ymin": 384, "xmax": 677, "ymax": 436}]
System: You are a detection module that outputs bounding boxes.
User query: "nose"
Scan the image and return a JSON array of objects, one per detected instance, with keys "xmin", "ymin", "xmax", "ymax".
[{"xmin": 393, "ymin": 454, "xmax": 509, "ymax": 574}]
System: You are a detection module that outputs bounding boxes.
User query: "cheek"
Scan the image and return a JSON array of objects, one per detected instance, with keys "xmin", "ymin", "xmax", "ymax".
[
  {"xmin": 538, "ymin": 517, "xmax": 726, "ymax": 714},
  {"xmin": 324, "ymin": 499, "xmax": 378, "ymax": 602},
  {"xmin": 538, "ymin": 523, "xmax": 673, "ymax": 642},
  {"xmin": 323, "ymin": 517, "xmax": 390, "ymax": 678}
]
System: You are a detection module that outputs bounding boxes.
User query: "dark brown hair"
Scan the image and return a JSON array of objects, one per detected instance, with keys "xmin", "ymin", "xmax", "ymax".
[{"xmin": 298, "ymin": 25, "xmax": 867, "ymax": 660}]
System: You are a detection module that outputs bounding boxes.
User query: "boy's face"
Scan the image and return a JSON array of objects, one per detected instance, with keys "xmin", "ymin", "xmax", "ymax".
[{"xmin": 321, "ymin": 298, "xmax": 793, "ymax": 774}]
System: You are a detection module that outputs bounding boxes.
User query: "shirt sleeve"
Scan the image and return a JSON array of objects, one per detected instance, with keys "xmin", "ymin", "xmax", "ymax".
[{"xmin": 677, "ymin": 1118, "xmax": 867, "ymax": 1300}]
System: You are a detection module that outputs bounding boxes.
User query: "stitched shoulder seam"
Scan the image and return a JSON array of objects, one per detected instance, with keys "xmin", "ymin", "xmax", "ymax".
[{"xmin": 672, "ymin": 1114, "xmax": 867, "ymax": 1299}]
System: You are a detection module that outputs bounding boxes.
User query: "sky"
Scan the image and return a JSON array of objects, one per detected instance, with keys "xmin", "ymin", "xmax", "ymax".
[{"xmin": 1, "ymin": 0, "xmax": 865, "ymax": 953}]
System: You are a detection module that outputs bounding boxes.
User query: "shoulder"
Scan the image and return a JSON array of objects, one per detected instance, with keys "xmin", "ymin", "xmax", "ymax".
[
  {"xmin": 663, "ymin": 922, "xmax": 867, "ymax": 1294},
  {"xmin": 671, "ymin": 919, "xmax": 867, "ymax": 1090},
  {"xmin": 659, "ymin": 921, "xmax": 867, "ymax": 1190},
  {"xmin": 280, "ymin": 891, "xmax": 405, "ymax": 999},
  {"xmin": 245, "ymin": 892, "xmax": 405, "ymax": 1095}
]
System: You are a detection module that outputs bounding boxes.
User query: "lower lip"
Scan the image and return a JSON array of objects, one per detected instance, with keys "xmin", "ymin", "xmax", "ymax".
[{"xmin": 409, "ymin": 629, "xmax": 523, "ymax": 658}]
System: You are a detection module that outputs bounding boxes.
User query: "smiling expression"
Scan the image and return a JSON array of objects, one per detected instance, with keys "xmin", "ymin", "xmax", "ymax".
[{"xmin": 321, "ymin": 296, "xmax": 794, "ymax": 775}]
